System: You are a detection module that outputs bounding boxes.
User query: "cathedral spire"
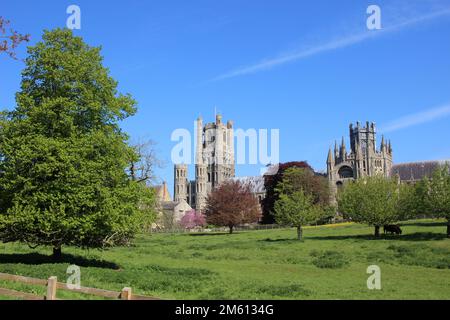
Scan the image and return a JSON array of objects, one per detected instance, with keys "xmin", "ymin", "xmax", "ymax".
[
  {"xmin": 327, "ymin": 147, "xmax": 333, "ymax": 164},
  {"xmin": 334, "ymin": 140, "xmax": 338, "ymax": 158},
  {"xmin": 340, "ymin": 137, "xmax": 346, "ymax": 160},
  {"xmin": 381, "ymin": 135, "xmax": 385, "ymax": 152}
]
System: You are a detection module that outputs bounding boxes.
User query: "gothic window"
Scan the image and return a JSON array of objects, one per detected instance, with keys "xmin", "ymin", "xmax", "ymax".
[
  {"xmin": 338, "ymin": 166, "xmax": 354, "ymax": 179},
  {"xmin": 361, "ymin": 140, "xmax": 367, "ymax": 154}
]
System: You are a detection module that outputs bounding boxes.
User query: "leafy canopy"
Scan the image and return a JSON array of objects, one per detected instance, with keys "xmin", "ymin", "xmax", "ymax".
[
  {"xmin": 274, "ymin": 191, "xmax": 323, "ymax": 228},
  {"xmin": 205, "ymin": 180, "xmax": 261, "ymax": 233},
  {"xmin": 422, "ymin": 165, "xmax": 450, "ymax": 219},
  {"xmin": 0, "ymin": 29, "xmax": 155, "ymax": 251},
  {"xmin": 338, "ymin": 176, "xmax": 402, "ymax": 227}
]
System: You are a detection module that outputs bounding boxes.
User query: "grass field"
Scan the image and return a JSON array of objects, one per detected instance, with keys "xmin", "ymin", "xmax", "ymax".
[{"xmin": 0, "ymin": 219, "xmax": 449, "ymax": 300}]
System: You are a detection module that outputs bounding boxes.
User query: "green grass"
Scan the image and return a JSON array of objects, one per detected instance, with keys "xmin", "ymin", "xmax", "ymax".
[{"xmin": 0, "ymin": 219, "xmax": 449, "ymax": 300}]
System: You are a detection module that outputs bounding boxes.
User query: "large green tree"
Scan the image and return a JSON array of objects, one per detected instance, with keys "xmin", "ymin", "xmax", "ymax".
[
  {"xmin": 0, "ymin": 29, "xmax": 155, "ymax": 258},
  {"xmin": 338, "ymin": 176, "xmax": 402, "ymax": 237}
]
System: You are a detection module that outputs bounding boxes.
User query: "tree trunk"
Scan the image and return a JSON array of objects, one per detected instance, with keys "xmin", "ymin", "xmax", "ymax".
[
  {"xmin": 297, "ymin": 226, "xmax": 303, "ymax": 241},
  {"xmin": 374, "ymin": 225, "xmax": 380, "ymax": 238},
  {"xmin": 229, "ymin": 225, "xmax": 234, "ymax": 234},
  {"xmin": 52, "ymin": 246, "xmax": 62, "ymax": 260},
  {"xmin": 447, "ymin": 219, "xmax": 450, "ymax": 239}
]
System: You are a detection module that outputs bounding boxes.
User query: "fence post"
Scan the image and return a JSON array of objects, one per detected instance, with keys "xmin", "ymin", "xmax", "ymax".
[
  {"xmin": 121, "ymin": 287, "xmax": 132, "ymax": 300},
  {"xmin": 46, "ymin": 276, "xmax": 57, "ymax": 300}
]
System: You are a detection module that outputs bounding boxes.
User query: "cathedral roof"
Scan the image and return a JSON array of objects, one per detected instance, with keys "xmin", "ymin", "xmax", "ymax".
[
  {"xmin": 231, "ymin": 176, "xmax": 266, "ymax": 193},
  {"xmin": 161, "ymin": 201, "xmax": 178, "ymax": 210},
  {"xmin": 391, "ymin": 160, "xmax": 450, "ymax": 181}
]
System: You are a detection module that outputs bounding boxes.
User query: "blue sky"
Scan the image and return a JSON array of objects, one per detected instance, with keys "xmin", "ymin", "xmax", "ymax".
[{"xmin": 1, "ymin": 0, "xmax": 450, "ymax": 195}]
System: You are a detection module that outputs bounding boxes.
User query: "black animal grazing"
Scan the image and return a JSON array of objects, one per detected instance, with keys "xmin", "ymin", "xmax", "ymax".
[{"xmin": 383, "ymin": 224, "xmax": 402, "ymax": 235}]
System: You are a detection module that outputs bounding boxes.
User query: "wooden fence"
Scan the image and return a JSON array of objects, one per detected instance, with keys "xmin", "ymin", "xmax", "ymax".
[{"xmin": 0, "ymin": 272, "xmax": 159, "ymax": 300}]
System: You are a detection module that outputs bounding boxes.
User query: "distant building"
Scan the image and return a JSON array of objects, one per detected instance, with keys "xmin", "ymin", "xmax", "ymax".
[
  {"xmin": 160, "ymin": 199, "xmax": 192, "ymax": 224},
  {"xmin": 231, "ymin": 176, "xmax": 266, "ymax": 204},
  {"xmin": 151, "ymin": 181, "xmax": 191, "ymax": 229},
  {"xmin": 174, "ymin": 114, "xmax": 235, "ymax": 211},
  {"xmin": 327, "ymin": 121, "xmax": 393, "ymax": 200},
  {"xmin": 150, "ymin": 181, "xmax": 171, "ymax": 202},
  {"xmin": 391, "ymin": 160, "xmax": 450, "ymax": 183},
  {"xmin": 326, "ymin": 122, "xmax": 450, "ymax": 202}
]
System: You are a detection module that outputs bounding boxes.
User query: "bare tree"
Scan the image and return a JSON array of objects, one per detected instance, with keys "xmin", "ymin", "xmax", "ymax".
[
  {"xmin": 128, "ymin": 139, "xmax": 164, "ymax": 185},
  {"xmin": 0, "ymin": 17, "xmax": 30, "ymax": 59}
]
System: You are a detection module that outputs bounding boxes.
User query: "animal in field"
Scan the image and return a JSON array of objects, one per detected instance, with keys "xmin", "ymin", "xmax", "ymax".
[{"xmin": 383, "ymin": 224, "xmax": 402, "ymax": 235}]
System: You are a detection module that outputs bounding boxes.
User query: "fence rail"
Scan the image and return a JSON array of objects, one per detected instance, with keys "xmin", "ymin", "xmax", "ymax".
[{"xmin": 0, "ymin": 272, "xmax": 159, "ymax": 300}]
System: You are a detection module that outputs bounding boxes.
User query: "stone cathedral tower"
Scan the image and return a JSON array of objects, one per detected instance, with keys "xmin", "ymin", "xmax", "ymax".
[
  {"xmin": 327, "ymin": 121, "xmax": 393, "ymax": 201},
  {"xmin": 173, "ymin": 114, "xmax": 235, "ymax": 211}
]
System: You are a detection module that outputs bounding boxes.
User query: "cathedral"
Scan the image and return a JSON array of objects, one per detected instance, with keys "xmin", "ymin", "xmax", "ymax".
[
  {"xmin": 174, "ymin": 114, "xmax": 235, "ymax": 211},
  {"xmin": 326, "ymin": 121, "xmax": 393, "ymax": 200}
]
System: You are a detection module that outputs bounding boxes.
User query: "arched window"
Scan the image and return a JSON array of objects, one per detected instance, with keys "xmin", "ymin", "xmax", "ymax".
[{"xmin": 338, "ymin": 166, "xmax": 354, "ymax": 179}]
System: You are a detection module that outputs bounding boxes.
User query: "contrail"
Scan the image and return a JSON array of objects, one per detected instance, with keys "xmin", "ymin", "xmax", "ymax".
[
  {"xmin": 380, "ymin": 104, "xmax": 450, "ymax": 133},
  {"xmin": 210, "ymin": 8, "xmax": 450, "ymax": 82}
]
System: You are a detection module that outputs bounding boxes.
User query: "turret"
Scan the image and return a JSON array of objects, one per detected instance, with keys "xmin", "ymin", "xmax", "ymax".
[
  {"xmin": 216, "ymin": 113, "xmax": 222, "ymax": 125},
  {"xmin": 327, "ymin": 148, "xmax": 334, "ymax": 173},
  {"xmin": 174, "ymin": 164, "xmax": 188, "ymax": 202},
  {"xmin": 196, "ymin": 116, "xmax": 203, "ymax": 165},
  {"xmin": 334, "ymin": 141, "xmax": 339, "ymax": 160},
  {"xmin": 340, "ymin": 137, "xmax": 346, "ymax": 161}
]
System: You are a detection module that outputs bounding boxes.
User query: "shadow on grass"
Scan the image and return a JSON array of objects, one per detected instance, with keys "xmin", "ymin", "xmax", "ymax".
[
  {"xmin": 307, "ymin": 232, "xmax": 447, "ymax": 242},
  {"xmin": 0, "ymin": 252, "xmax": 120, "ymax": 270},
  {"xmin": 260, "ymin": 238, "xmax": 300, "ymax": 243},
  {"xmin": 401, "ymin": 221, "xmax": 447, "ymax": 228}
]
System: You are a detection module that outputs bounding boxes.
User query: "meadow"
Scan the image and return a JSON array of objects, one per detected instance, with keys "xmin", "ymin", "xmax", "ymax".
[{"xmin": 0, "ymin": 219, "xmax": 449, "ymax": 300}]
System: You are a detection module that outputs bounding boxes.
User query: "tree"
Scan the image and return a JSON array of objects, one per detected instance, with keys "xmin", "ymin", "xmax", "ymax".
[
  {"xmin": 205, "ymin": 180, "xmax": 261, "ymax": 234},
  {"xmin": 0, "ymin": 29, "xmax": 155, "ymax": 259},
  {"xmin": 275, "ymin": 167, "xmax": 330, "ymax": 205},
  {"xmin": 0, "ymin": 17, "xmax": 30, "ymax": 59},
  {"xmin": 273, "ymin": 168, "xmax": 331, "ymax": 240},
  {"xmin": 261, "ymin": 162, "xmax": 314, "ymax": 224},
  {"xmin": 128, "ymin": 138, "xmax": 164, "ymax": 185},
  {"xmin": 338, "ymin": 176, "xmax": 401, "ymax": 237},
  {"xmin": 274, "ymin": 190, "xmax": 324, "ymax": 240},
  {"xmin": 180, "ymin": 210, "xmax": 206, "ymax": 229},
  {"xmin": 397, "ymin": 182, "xmax": 418, "ymax": 221},
  {"xmin": 422, "ymin": 165, "xmax": 450, "ymax": 238}
]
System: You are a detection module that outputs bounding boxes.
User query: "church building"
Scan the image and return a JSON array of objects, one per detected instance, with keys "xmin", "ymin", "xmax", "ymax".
[{"xmin": 174, "ymin": 114, "xmax": 235, "ymax": 211}]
